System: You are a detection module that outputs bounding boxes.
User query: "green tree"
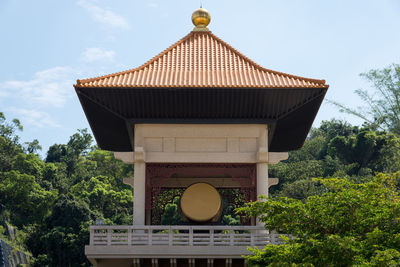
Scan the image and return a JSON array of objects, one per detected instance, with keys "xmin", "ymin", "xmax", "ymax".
[
  {"xmin": 276, "ymin": 179, "xmax": 328, "ymax": 200},
  {"xmin": 0, "ymin": 116, "xmax": 136, "ymax": 265},
  {"xmin": 70, "ymin": 176, "xmax": 132, "ymax": 224},
  {"xmin": 285, "ymin": 135, "xmax": 326, "ymax": 163},
  {"xmin": 238, "ymin": 173, "xmax": 400, "ymax": 266},
  {"xmin": 161, "ymin": 196, "xmax": 183, "ymax": 225},
  {"xmin": 0, "ymin": 112, "xmax": 23, "ymax": 142},
  {"xmin": 328, "ymin": 130, "xmax": 400, "ymax": 173},
  {"xmin": 72, "ymin": 150, "xmax": 133, "ymax": 187},
  {"xmin": 27, "ymin": 195, "xmax": 92, "ymax": 267},
  {"xmin": 0, "ymin": 112, "xmax": 23, "ymax": 172},
  {"xmin": 46, "ymin": 195, "xmax": 92, "ymax": 230},
  {"xmin": 269, "ymin": 160, "xmax": 324, "ymax": 194},
  {"xmin": 45, "ymin": 143, "xmax": 67, "ymax": 163},
  {"xmin": 41, "ymin": 162, "xmax": 68, "ymax": 191},
  {"xmin": 67, "ymin": 129, "xmax": 93, "ymax": 157},
  {"xmin": 0, "ymin": 171, "xmax": 57, "ymax": 226},
  {"xmin": 45, "ymin": 129, "xmax": 93, "ymax": 176},
  {"xmin": 270, "ymin": 120, "xmax": 400, "ymax": 199},
  {"xmin": 12, "ymin": 153, "xmax": 44, "ymax": 178},
  {"xmin": 24, "ymin": 139, "xmax": 42, "ymax": 154},
  {"xmin": 310, "ymin": 119, "xmax": 359, "ymax": 159},
  {"xmin": 330, "ymin": 64, "xmax": 400, "ymax": 134}
]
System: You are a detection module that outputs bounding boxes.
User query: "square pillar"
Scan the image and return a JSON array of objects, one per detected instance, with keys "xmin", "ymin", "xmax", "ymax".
[
  {"xmin": 256, "ymin": 163, "xmax": 268, "ymax": 198},
  {"xmin": 256, "ymin": 126, "xmax": 269, "ymax": 200},
  {"xmin": 256, "ymin": 126, "xmax": 268, "ymax": 226},
  {"xmin": 133, "ymin": 148, "xmax": 146, "ymax": 225},
  {"xmin": 133, "ymin": 161, "xmax": 145, "ymax": 225},
  {"xmin": 256, "ymin": 162, "xmax": 268, "ymax": 226}
]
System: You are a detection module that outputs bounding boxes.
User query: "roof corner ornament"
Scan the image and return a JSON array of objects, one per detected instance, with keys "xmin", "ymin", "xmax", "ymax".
[{"xmin": 192, "ymin": 7, "xmax": 211, "ymax": 32}]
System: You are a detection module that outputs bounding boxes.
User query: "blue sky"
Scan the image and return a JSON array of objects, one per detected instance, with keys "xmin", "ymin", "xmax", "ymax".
[{"xmin": 1, "ymin": 0, "xmax": 400, "ymax": 156}]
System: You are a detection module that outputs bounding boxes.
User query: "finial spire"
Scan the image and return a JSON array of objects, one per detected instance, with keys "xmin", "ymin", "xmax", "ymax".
[{"xmin": 191, "ymin": 7, "xmax": 211, "ymax": 31}]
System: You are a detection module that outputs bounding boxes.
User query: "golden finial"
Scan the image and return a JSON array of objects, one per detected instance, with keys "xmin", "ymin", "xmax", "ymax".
[{"xmin": 191, "ymin": 7, "xmax": 211, "ymax": 31}]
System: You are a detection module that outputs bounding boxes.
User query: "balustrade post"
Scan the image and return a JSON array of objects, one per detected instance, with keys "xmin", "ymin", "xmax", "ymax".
[
  {"xmin": 189, "ymin": 227, "xmax": 193, "ymax": 246},
  {"xmin": 127, "ymin": 226, "xmax": 132, "ymax": 246},
  {"xmin": 250, "ymin": 229, "xmax": 255, "ymax": 247},
  {"xmin": 210, "ymin": 228, "xmax": 214, "ymax": 246},
  {"xmin": 148, "ymin": 228, "xmax": 153, "ymax": 245},
  {"xmin": 90, "ymin": 227, "xmax": 94, "ymax": 245},
  {"xmin": 168, "ymin": 226, "xmax": 173, "ymax": 246},
  {"xmin": 270, "ymin": 232, "xmax": 277, "ymax": 245},
  {"xmin": 107, "ymin": 229, "xmax": 112, "ymax": 246}
]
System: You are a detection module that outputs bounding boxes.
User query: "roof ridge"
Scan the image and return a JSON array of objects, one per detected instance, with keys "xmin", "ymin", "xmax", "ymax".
[
  {"xmin": 206, "ymin": 31, "xmax": 326, "ymax": 85},
  {"xmin": 76, "ymin": 31, "xmax": 195, "ymax": 86}
]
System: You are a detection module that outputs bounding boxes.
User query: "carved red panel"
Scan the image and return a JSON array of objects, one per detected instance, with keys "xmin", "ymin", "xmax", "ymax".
[{"xmin": 145, "ymin": 163, "xmax": 257, "ymax": 210}]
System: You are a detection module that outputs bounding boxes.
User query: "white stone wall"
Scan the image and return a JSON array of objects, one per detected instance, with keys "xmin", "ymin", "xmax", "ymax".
[
  {"xmin": 114, "ymin": 124, "xmax": 288, "ymax": 225},
  {"xmin": 134, "ymin": 124, "xmax": 267, "ymax": 163}
]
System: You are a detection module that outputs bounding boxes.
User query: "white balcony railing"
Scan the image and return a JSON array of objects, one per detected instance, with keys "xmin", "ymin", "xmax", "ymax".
[{"xmin": 89, "ymin": 225, "xmax": 284, "ymax": 247}]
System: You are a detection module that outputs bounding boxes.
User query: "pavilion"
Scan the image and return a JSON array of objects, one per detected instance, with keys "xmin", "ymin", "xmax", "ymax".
[{"xmin": 75, "ymin": 8, "xmax": 328, "ymax": 267}]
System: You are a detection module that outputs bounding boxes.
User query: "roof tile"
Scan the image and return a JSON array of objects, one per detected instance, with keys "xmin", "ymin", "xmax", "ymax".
[{"xmin": 76, "ymin": 31, "xmax": 328, "ymax": 89}]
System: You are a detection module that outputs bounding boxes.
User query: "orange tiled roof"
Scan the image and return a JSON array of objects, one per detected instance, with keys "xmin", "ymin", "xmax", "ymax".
[{"xmin": 76, "ymin": 31, "xmax": 328, "ymax": 89}]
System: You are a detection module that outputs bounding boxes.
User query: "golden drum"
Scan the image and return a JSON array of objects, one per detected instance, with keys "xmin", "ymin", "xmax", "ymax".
[{"xmin": 180, "ymin": 183, "xmax": 221, "ymax": 222}]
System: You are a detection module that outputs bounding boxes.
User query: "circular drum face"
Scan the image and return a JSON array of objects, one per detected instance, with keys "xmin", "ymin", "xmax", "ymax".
[{"xmin": 180, "ymin": 183, "xmax": 222, "ymax": 222}]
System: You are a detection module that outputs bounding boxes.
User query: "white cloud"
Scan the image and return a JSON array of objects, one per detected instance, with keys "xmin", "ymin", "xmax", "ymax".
[
  {"xmin": 82, "ymin": 47, "xmax": 115, "ymax": 62},
  {"xmin": 77, "ymin": 0, "xmax": 130, "ymax": 30},
  {"xmin": 0, "ymin": 66, "xmax": 75, "ymax": 108},
  {"xmin": 0, "ymin": 66, "xmax": 79, "ymax": 129},
  {"xmin": 9, "ymin": 108, "xmax": 61, "ymax": 128},
  {"xmin": 0, "ymin": 89, "xmax": 9, "ymax": 99},
  {"xmin": 147, "ymin": 3, "xmax": 158, "ymax": 8}
]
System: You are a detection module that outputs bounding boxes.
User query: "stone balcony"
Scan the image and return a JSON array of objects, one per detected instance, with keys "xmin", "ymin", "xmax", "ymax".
[{"xmin": 86, "ymin": 225, "xmax": 284, "ymax": 267}]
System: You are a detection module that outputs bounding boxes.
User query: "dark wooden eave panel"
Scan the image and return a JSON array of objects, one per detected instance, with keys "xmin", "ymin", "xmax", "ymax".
[
  {"xmin": 75, "ymin": 87, "xmax": 327, "ymax": 152},
  {"xmin": 76, "ymin": 89, "xmax": 131, "ymax": 151},
  {"xmin": 269, "ymin": 91, "xmax": 327, "ymax": 151}
]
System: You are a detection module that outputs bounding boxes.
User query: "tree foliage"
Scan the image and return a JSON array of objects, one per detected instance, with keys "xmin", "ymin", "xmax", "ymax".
[
  {"xmin": 0, "ymin": 171, "xmax": 57, "ymax": 227},
  {"xmin": 0, "ymin": 112, "xmax": 23, "ymax": 172},
  {"xmin": 161, "ymin": 196, "xmax": 183, "ymax": 225},
  {"xmin": 270, "ymin": 119, "xmax": 400, "ymax": 198},
  {"xmin": 330, "ymin": 64, "xmax": 400, "ymax": 134},
  {"xmin": 0, "ymin": 112, "xmax": 133, "ymax": 266},
  {"xmin": 238, "ymin": 173, "xmax": 400, "ymax": 266}
]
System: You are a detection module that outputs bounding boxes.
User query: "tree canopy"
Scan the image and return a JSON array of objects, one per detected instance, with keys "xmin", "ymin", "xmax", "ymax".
[
  {"xmin": 330, "ymin": 64, "xmax": 400, "ymax": 134},
  {"xmin": 238, "ymin": 174, "xmax": 400, "ymax": 266},
  {"xmin": 0, "ymin": 112, "xmax": 133, "ymax": 266}
]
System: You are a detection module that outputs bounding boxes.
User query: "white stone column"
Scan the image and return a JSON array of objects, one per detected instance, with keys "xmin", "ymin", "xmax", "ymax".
[
  {"xmin": 133, "ymin": 161, "xmax": 145, "ymax": 225},
  {"xmin": 133, "ymin": 148, "xmax": 146, "ymax": 225},
  {"xmin": 256, "ymin": 126, "xmax": 269, "ymax": 226},
  {"xmin": 256, "ymin": 161, "xmax": 268, "ymax": 226},
  {"xmin": 257, "ymin": 162, "xmax": 269, "ymax": 198}
]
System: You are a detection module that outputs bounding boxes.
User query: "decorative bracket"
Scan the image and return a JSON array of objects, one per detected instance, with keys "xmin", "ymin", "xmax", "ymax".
[
  {"xmin": 268, "ymin": 152, "xmax": 288, "ymax": 164},
  {"xmin": 114, "ymin": 152, "xmax": 134, "ymax": 164},
  {"xmin": 123, "ymin": 178, "xmax": 134, "ymax": 188},
  {"xmin": 268, "ymin": 178, "xmax": 279, "ymax": 188}
]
